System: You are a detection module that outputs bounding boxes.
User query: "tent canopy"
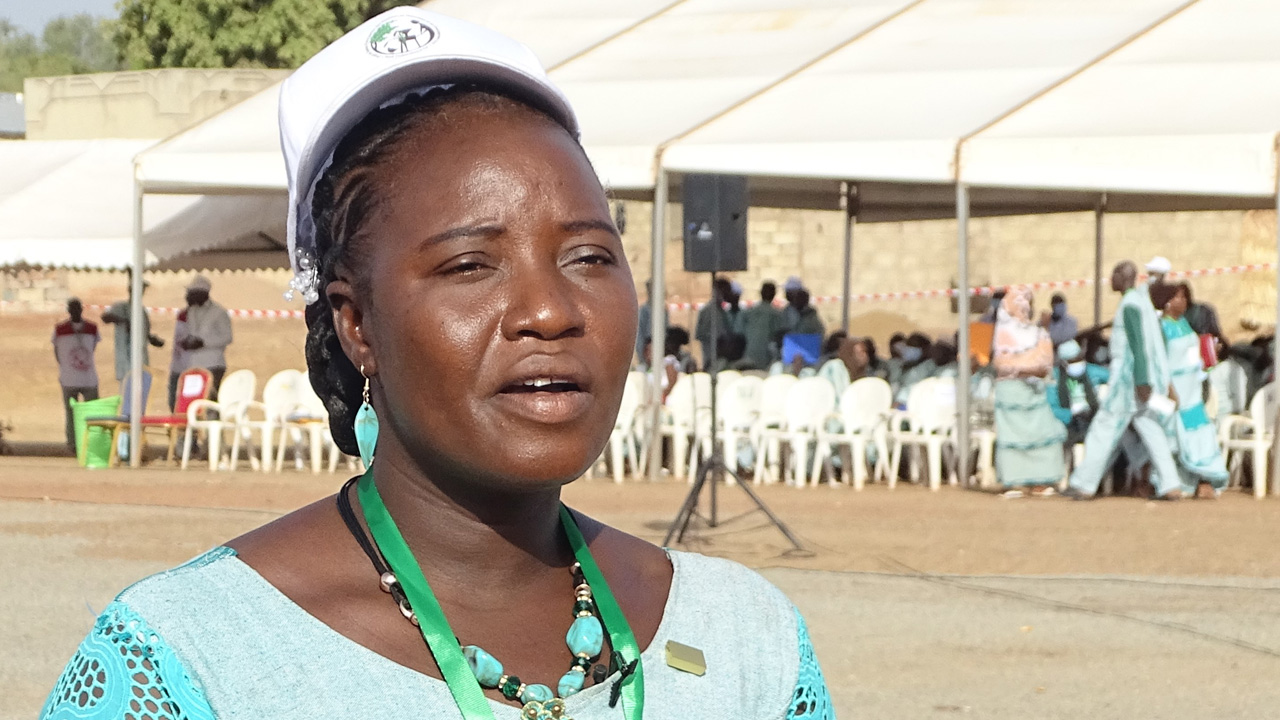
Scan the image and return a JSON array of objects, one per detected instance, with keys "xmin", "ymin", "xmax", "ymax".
[
  {"xmin": 0, "ymin": 140, "xmax": 287, "ymax": 269},
  {"xmin": 963, "ymin": 0, "xmax": 1280, "ymax": 205}
]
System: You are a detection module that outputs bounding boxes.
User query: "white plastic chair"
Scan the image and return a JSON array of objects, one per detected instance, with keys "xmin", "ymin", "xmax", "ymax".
[
  {"xmin": 754, "ymin": 377, "xmax": 836, "ymax": 487},
  {"xmin": 658, "ymin": 374, "xmax": 697, "ymax": 480},
  {"xmin": 750, "ymin": 374, "xmax": 799, "ymax": 483},
  {"xmin": 888, "ymin": 377, "xmax": 958, "ymax": 491},
  {"xmin": 603, "ymin": 371, "xmax": 651, "ymax": 483},
  {"xmin": 230, "ymin": 369, "xmax": 305, "ymax": 472},
  {"xmin": 717, "ymin": 374, "xmax": 764, "ymax": 481},
  {"xmin": 181, "ymin": 369, "xmax": 256, "ymax": 471},
  {"xmin": 812, "ymin": 377, "xmax": 893, "ymax": 489},
  {"xmin": 275, "ymin": 380, "xmax": 349, "ymax": 473},
  {"xmin": 1220, "ymin": 382, "xmax": 1276, "ymax": 498}
]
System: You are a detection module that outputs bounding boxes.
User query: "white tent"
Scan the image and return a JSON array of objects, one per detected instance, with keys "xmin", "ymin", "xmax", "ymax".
[
  {"xmin": 118, "ymin": 0, "xmax": 1280, "ymax": 479},
  {"xmin": 0, "ymin": 140, "xmax": 286, "ymax": 269},
  {"xmin": 963, "ymin": 0, "xmax": 1280, "ymax": 200}
]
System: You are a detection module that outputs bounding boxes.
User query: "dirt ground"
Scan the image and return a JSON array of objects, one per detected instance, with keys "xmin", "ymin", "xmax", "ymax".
[
  {"xmin": 4, "ymin": 456, "xmax": 1280, "ymax": 577},
  {"xmin": 5, "ymin": 457, "xmax": 1280, "ymax": 718}
]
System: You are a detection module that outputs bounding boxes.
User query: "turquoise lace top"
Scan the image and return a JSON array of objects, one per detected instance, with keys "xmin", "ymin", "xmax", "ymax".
[{"xmin": 41, "ymin": 548, "xmax": 833, "ymax": 720}]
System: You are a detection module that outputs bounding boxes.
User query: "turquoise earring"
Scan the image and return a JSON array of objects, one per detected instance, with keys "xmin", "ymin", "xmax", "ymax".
[{"xmin": 354, "ymin": 364, "xmax": 378, "ymax": 468}]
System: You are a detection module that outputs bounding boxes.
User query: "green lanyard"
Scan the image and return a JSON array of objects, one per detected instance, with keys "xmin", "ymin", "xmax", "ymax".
[{"xmin": 357, "ymin": 471, "xmax": 645, "ymax": 719}]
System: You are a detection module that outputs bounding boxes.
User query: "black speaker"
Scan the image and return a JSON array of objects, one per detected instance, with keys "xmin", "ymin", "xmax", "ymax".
[{"xmin": 682, "ymin": 174, "xmax": 748, "ymax": 272}]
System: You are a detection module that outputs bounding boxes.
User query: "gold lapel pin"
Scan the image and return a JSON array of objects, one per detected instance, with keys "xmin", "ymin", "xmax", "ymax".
[{"xmin": 664, "ymin": 641, "xmax": 706, "ymax": 676}]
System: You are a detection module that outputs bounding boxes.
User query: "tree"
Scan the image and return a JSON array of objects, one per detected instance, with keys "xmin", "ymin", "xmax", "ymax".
[
  {"xmin": 0, "ymin": 15, "xmax": 120, "ymax": 93},
  {"xmin": 114, "ymin": 0, "xmax": 415, "ymax": 70}
]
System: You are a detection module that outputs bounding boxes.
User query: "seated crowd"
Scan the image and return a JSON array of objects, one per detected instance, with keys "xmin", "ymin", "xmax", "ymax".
[{"xmin": 634, "ymin": 265, "xmax": 1275, "ymax": 498}]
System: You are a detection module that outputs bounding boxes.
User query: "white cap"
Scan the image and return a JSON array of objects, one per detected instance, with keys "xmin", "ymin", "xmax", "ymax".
[
  {"xmin": 1145, "ymin": 256, "xmax": 1172, "ymax": 275},
  {"xmin": 186, "ymin": 274, "xmax": 212, "ymax": 292},
  {"xmin": 783, "ymin": 276, "xmax": 804, "ymax": 292},
  {"xmin": 279, "ymin": 7, "xmax": 578, "ymax": 289}
]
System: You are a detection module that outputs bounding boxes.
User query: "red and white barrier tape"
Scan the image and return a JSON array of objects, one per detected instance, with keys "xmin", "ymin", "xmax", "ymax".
[
  {"xmin": 666, "ymin": 263, "xmax": 1274, "ymax": 311},
  {"xmin": 2, "ymin": 263, "xmax": 1271, "ymax": 317}
]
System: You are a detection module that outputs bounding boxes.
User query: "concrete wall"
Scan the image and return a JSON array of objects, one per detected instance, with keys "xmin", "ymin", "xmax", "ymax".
[
  {"xmin": 23, "ymin": 69, "xmax": 289, "ymax": 140},
  {"xmin": 614, "ymin": 200, "xmax": 1271, "ymax": 350}
]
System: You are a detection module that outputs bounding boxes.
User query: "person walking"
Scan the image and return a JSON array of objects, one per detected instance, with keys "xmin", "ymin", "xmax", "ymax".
[
  {"xmin": 735, "ymin": 281, "xmax": 783, "ymax": 370},
  {"xmin": 179, "ymin": 275, "xmax": 233, "ymax": 398},
  {"xmin": 992, "ymin": 288, "xmax": 1066, "ymax": 497},
  {"xmin": 1065, "ymin": 261, "xmax": 1183, "ymax": 500},
  {"xmin": 1151, "ymin": 282, "xmax": 1229, "ymax": 497},
  {"xmin": 52, "ymin": 298, "xmax": 101, "ymax": 449}
]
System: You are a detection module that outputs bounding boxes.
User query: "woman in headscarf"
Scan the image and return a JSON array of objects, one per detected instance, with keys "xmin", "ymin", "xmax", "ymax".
[
  {"xmin": 1151, "ymin": 282, "xmax": 1229, "ymax": 497},
  {"xmin": 39, "ymin": 9, "xmax": 832, "ymax": 720},
  {"xmin": 993, "ymin": 287, "xmax": 1066, "ymax": 497}
]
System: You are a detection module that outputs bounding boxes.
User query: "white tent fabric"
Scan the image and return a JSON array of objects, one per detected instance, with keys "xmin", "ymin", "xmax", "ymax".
[
  {"xmin": 556, "ymin": 0, "xmax": 920, "ymax": 191},
  {"xmin": 963, "ymin": 0, "xmax": 1280, "ymax": 201},
  {"xmin": 134, "ymin": 0, "xmax": 676, "ymax": 196},
  {"xmin": 137, "ymin": 86, "xmax": 287, "ymax": 195},
  {"xmin": 662, "ymin": 0, "xmax": 1194, "ymax": 186},
  {"xmin": 0, "ymin": 140, "xmax": 287, "ymax": 269}
]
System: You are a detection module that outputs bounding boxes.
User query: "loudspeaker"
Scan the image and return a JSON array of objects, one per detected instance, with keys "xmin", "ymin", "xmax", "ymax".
[{"xmin": 682, "ymin": 174, "xmax": 748, "ymax": 272}]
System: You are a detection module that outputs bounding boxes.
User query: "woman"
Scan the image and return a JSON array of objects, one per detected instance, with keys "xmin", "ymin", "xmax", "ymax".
[
  {"xmin": 992, "ymin": 288, "xmax": 1066, "ymax": 497},
  {"xmin": 1152, "ymin": 282, "xmax": 1229, "ymax": 497},
  {"xmin": 891, "ymin": 333, "xmax": 935, "ymax": 407},
  {"xmin": 40, "ymin": 10, "xmax": 831, "ymax": 720}
]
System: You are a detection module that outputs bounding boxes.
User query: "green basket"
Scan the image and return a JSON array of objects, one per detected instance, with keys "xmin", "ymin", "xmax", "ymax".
[{"xmin": 71, "ymin": 395, "xmax": 120, "ymax": 468}]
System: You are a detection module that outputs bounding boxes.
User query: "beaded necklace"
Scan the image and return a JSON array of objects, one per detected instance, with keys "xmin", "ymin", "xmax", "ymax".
[{"xmin": 337, "ymin": 472, "xmax": 645, "ymax": 720}]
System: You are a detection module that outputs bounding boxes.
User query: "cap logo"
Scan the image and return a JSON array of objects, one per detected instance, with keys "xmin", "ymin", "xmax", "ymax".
[{"xmin": 368, "ymin": 17, "xmax": 437, "ymax": 57}]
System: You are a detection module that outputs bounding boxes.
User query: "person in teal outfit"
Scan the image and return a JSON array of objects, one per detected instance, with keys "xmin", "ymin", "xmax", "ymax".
[
  {"xmin": 40, "ymin": 9, "xmax": 833, "ymax": 720},
  {"xmin": 1151, "ymin": 282, "xmax": 1229, "ymax": 497},
  {"xmin": 1065, "ymin": 261, "xmax": 1184, "ymax": 501},
  {"xmin": 992, "ymin": 287, "xmax": 1066, "ymax": 497}
]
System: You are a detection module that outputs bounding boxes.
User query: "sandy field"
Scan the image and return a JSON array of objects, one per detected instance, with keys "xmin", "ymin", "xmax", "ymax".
[{"xmin": 5, "ymin": 457, "xmax": 1280, "ymax": 718}]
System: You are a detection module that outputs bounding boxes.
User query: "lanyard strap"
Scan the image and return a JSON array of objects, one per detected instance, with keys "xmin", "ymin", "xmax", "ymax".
[
  {"xmin": 357, "ymin": 471, "xmax": 644, "ymax": 720},
  {"xmin": 560, "ymin": 505, "xmax": 645, "ymax": 719}
]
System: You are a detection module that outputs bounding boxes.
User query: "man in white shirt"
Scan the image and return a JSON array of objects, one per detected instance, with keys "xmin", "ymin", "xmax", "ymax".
[
  {"xmin": 52, "ymin": 298, "xmax": 100, "ymax": 448},
  {"xmin": 178, "ymin": 275, "xmax": 233, "ymax": 399}
]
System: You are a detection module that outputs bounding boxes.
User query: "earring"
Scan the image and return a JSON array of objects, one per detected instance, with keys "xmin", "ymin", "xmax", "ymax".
[{"xmin": 354, "ymin": 364, "xmax": 379, "ymax": 468}]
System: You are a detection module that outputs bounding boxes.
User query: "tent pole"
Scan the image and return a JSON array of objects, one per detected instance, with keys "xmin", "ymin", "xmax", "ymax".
[
  {"xmin": 1270, "ymin": 174, "xmax": 1280, "ymax": 497},
  {"xmin": 128, "ymin": 174, "xmax": 144, "ymax": 467},
  {"xmin": 647, "ymin": 168, "xmax": 669, "ymax": 481},
  {"xmin": 955, "ymin": 183, "xmax": 971, "ymax": 487},
  {"xmin": 840, "ymin": 182, "xmax": 857, "ymax": 333},
  {"xmin": 1093, "ymin": 194, "xmax": 1107, "ymax": 326}
]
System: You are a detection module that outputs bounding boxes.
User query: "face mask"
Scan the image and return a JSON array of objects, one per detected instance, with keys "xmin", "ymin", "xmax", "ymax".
[
  {"xmin": 891, "ymin": 342, "xmax": 906, "ymax": 357},
  {"xmin": 1051, "ymin": 303, "xmax": 1066, "ymax": 320},
  {"xmin": 901, "ymin": 347, "xmax": 924, "ymax": 363},
  {"xmin": 1066, "ymin": 361, "xmax": 1086, "ymax": 378}
]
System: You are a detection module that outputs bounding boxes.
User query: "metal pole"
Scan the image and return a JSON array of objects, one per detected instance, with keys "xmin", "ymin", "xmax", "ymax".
[
  {"xmin": 1270, "ymin": 173, "xmax": 1280, "ymax": 498},
  {"xmin": 955, "ymin": 183, "xmax": 971, "ymax": 486},
  {"xmin": 840, "ymin": 182, "xmax": 857, "ymax": 333},
  {"xmin": 647, "ymin": 168, "xmax": 669, "ymax": 481},
  {"xmin": 128, "ymin": 174, "xmax": 145, "ymax": 467},
  {"xmin": 1093, "ymin": 193, "xmax": 1107, "ymax": 326}
]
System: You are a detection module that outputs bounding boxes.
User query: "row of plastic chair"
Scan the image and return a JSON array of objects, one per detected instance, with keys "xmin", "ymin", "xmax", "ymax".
[
  {"xmin": 180, "ymin": 368, "xmax": 359, "ymax": 474},
  {"xmin": 603, "ymin": 369, "xmax": 975, "ymax": 490}
]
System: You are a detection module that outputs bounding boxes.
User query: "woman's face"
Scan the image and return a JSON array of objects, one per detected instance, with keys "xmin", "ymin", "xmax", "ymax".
[
  {"xmin": 1166, "ymin": 288, "xmax": 1188, "ymax": 318},
  {"xmin": 352, "ymin": 102, "xmax": 636, "ymax": 490}
]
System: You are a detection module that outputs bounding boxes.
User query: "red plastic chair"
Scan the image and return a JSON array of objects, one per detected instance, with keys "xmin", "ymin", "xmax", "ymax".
[{"xmin": 139, "ymin": 368, "xmax": 213, "ymax": 464}]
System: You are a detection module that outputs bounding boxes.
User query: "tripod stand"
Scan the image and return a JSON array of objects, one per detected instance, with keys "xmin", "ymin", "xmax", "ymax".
[{"xmin": 663, "ymin": 267, "xmax": 804, "ymax": 551}]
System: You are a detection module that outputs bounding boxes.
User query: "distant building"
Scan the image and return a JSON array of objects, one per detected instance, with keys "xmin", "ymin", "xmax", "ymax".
[{"xmin": 0, "ymin": 93, "xmax": 24, "ymax": 138}]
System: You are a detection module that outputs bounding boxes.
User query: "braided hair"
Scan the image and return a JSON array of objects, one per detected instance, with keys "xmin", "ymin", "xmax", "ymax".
[{"xmin": 303, "ymin": 84, "xmax": 579, "ymax": 455}]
